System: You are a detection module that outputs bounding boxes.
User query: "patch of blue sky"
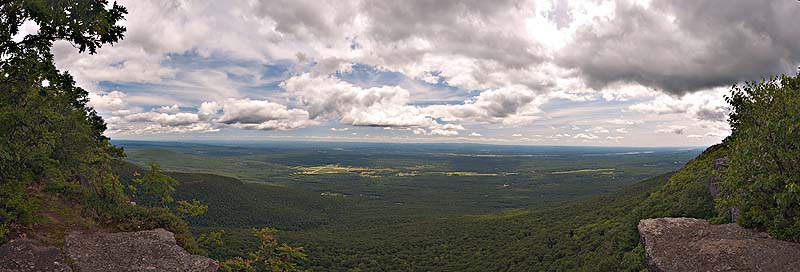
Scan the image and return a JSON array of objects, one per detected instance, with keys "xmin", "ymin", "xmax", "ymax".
[
  {"xmin": 337, "ymin": 63, "xmax": 406, "ymax": 87},
  {"xmin": 338, "ymin": 63, "xmax": 470, "ymax": 103},
  {"xmin": 163, "ymin": 51, "xmax": 295, "ymax": 92},
  {"xmin": 99, "ymin": 52, "xmax": 303, "ymax": 105}
]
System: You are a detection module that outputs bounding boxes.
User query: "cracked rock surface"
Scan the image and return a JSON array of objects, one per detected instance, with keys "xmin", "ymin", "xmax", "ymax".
[
  {"xmin": 639, "ymin": 217, "xmax": 800, "ymax": 272},
  {"xmin": 0, "ymin": 238, "xmax": 72, "ymax": 272},
  {"xmin": 64, "ymin": 228, "xmax": 217, "ymax": 272}
]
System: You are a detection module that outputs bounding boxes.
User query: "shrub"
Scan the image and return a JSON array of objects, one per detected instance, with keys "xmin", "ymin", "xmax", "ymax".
[
  {"xmin": 42, "ymin": 178, "xmax": 204, "ymax": 254},
  {"xmin": 717, "ymin": 74, "xmax": 800, "ymax": 241}
]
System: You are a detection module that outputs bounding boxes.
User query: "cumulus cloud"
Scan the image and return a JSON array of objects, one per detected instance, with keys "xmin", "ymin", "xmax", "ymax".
[
  {"xmin": 88, "ymin": 91, "xmax": 129, "ymax": 112},
  {"xmin": 54, "ymin": 0, "xmax": 791, "ymax": 145},
  {"xmin": 60, "ymin": 0, "xmax": 800, "ymax": 96},
  {"xmin": 586, "ymin": 127, "xmax": 609, "ymax": 134},
  {"xmin": 91, "ymin": 91, "xmax": 318, "ymax": 133},
  {"xmin": 549, "ymin": 133, "xmax": 571, "ymax": 139},
  {"xmin": 656, "ymin": 125, "xmax": 687, "ymax": 135},
  {"xmin": 425, "ymin": 85, "xmax": 547, "ymax": 126},
  {"xmin": 197, "ymin": 101, "xmax": 222, "ymax": 121},
  {"xmin": 215, "ymin": 99, "xmax": 318, "ymax": 131},
  {"xmin": 559, "ymin": 0, "xmax": 800, "ymax": 94},
  {"xmin": 283, "ymin": 73, "xmax": 435, "ymax": 127},
  {"xmin": 469, "ymin": 132, "xmax": 483, "ymax": 137},
  {"xmin": 573, "ymin": 133, "xmax": 598, "ymax": 140},
  {"xmin": 629, "ymin": 88, "xmax": 730, "ymax": 123},
  {"xmin": 85, "ymin": 91, "xmax": 215, "ymax": 134},
  {"xmin": 427, "ymin": 124, "xmax": 466, "ymax": 136},
  {"xmin": 157, "ymin": 104, "xmax": 180, "ymax": 113},
  {"xmin": 281, "ymin": 73, "xmax": 468, "ymax": 135},
  {"xmin": 124, "ymin": 112, "xmax": 200, "ymax": 126}
]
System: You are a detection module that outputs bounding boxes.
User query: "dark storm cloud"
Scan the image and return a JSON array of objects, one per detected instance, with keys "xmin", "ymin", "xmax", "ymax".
[
  {"xmin": 559, "ymin": 0, "xmax": 800, "ymax": 94},
  {"xmin": 252, "ymin": 0, "xmax": 359, "ymax": 41},
  {"xmin": 361, "ymin": 0, "xmax": 545, "ymax": 69}
]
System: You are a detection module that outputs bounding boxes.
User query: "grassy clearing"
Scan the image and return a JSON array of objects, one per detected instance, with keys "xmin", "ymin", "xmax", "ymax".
[
  {"xmin": 444, "ymin": 171, "xmax": 499, "ymax": 177},
  {"xmin": 24, "ymin": 192, "xmax": 98, "ymax": 247},
  {"xmin": 291, "ymin": 165, "xmax": 393, "ymax": 176},
  {"xmin": 551, "ymin": 168, "xmax": 616, "ymax": 174}
]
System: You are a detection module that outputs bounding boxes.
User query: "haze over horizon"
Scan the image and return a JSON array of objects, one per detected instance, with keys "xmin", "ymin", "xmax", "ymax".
[{"xmin": 26, "ymin": 0, "xmax": 800, "ymax": 146}]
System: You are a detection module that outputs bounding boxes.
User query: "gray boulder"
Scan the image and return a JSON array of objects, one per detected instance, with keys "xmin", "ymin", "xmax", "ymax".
[
  {"xmin": 639, "ymin": 217, "xmax": 800, "ymax": 272},
  {"xmin": 65, "ymin": 228, "xmax": 217, "ymax": 272},
  {"xmin": 0, "ymin": 238, "xmax": 72, "ymax": 272}
]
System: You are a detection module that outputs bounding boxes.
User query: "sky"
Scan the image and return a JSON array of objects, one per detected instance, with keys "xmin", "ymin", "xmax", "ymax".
[{"xmin": 30, "ymin": 0, "xmax": 800, "ymax": 146}]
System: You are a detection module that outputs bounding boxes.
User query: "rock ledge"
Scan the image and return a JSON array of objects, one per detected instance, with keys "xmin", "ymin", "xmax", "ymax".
[
  {"xmin": 638, "ymin": 217, "xmax": 800, "ymax": 272},
  {"xmin": 65, "ymin": 228, "xmax": 217, "ymax": 272},
  {"xmin": 0, "ymin": 238, "xmax": 71, "ymax": 272}
]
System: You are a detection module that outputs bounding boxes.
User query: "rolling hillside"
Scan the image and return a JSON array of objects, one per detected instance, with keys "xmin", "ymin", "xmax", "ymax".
[{"xmin": 112, "ymin": 144, "xmax": 723, "ymax": 271}]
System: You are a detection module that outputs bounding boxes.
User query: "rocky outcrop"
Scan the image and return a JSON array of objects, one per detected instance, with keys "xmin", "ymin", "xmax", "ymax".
[
  {"xmin": 638, "ymin": 217, "xmax": 800, "ymax": 272},
  {"xmin": 0, "ymin": 238, "xmax": 72, "ymax": 272},
  {"xmin": 65, "ymin": 228, "xmax": 217, "ymax": 272},
  {"xmin": 0, "ymin": 228, "xmax": 217, "ymax": 272}
]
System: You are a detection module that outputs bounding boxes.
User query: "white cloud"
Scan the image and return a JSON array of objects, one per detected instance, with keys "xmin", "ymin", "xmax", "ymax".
[
  {"xmin": 215, "ymin": 99, "xmax": 318, "ymax": 131},
  {"xmin": 107, "ymin": 122, "xmax": 218, "ymax": 135},
  {"xmin": 157, "ymin": 104, "xmax": 180, "ymax": 113},
  {"xmin": 469, "ymin": 132, "xmax": 483, "ymax": 137},
  {"xmin": 573, "ymin": 133, "xmax": 598, "ymax": 140},
  {"xmin": 12, "ymin": 20, "xmax": 40, "ymax": 43},
  {"xmin": 197, "ymin": 101, "xmax": 221, "ymax": 121},
  {"xmin": 425, "ymin": 85, "xmax": 546, "ymax": 126},
  {"xmin": 282, "ymin": 73, "xmax": 470, "ymax": 136},
  {"xmin": 559, "ymin": 0, "xmax": 800, "ymax": 93},
  {"xmin": 655, "ymin": 125, "xmax": 686, "ymax": 135},
  {"xmin": 586, "ymin": 127, "xmax": 609, "ymax": 134},
  {"xmin": 47, "ymin": 0, "xmax": 791, "ymax": 146},
  {"xmin": 283, "ymin": 73, "xmax": 436, "ymax": 126},
  {"xmin": 629, "ymin": 88, "xmax": 730, "ymax": 125},
  {"xmin": 87, "ymin": 91, "xmax": 218, "ymax": 135},
  {"xmin": 428, "ymin": 124, "xmax": 465, "ymax": 136},
  {"xmin": 124, "ymin": 112, "xmax": 199, "ymax": 126},
  {"xmin": 606, "ymin": 119, "xmax": 643, "ymax": 125},
  {"xmin": 88, "ymin": 91, "xmax": 129, "ymax": 112}
]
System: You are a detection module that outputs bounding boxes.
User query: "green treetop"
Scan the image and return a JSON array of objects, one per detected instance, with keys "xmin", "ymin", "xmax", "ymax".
[
  {"xmin": 717, "ymin": 74, "xmax": 800, "ymax": 241},
  {"xmin": 0, "ymin": 0, "xmax": 127, "ymax": 240}
]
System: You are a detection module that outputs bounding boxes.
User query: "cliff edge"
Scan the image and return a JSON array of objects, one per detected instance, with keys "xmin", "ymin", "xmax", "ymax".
[
  {"xmin": 0, "ymin": 228, "xmax": 217, "ymax": 272},
  {"xmin": 638, "ymin": 217, "xmax": 800, "ymax": 272}
]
